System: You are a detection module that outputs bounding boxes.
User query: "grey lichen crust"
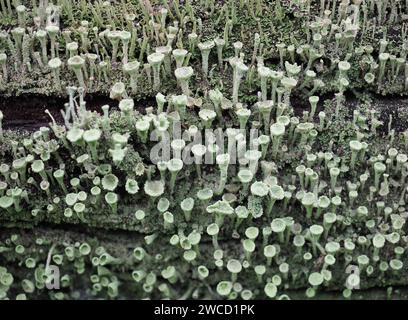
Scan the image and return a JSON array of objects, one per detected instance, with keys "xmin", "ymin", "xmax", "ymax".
[{"xmin": 0, "ymin": 0, "xmax": 407, "ymax": 300}]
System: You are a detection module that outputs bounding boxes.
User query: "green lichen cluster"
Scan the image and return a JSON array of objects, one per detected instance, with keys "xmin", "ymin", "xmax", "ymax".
[
  {"xmin": 0, "ymin": 0, "xmax": 407, "ymax": 97},
  {"xmin": 0, "ymin": 0, "xmax": 407, "ymax": 300}
]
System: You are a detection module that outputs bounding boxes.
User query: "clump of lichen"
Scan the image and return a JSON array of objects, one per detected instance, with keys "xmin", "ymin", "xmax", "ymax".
[{"xmin": 0, "ymin": 0, "xmax": 408, "ymax": 301}]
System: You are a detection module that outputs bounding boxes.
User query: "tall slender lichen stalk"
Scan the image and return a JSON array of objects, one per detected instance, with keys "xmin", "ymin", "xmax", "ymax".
[{"xmin": 230, "ymin": 57, "xmax": 248, "ymax": 105}]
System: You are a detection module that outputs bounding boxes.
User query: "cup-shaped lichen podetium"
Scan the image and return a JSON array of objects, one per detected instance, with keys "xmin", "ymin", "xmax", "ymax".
[
  {"xmin": 35, "ymin": 29, "xmax": 48, "ymax": 64},
  {"xmin": 257, "ymin": 66, "xmax": 273, "ymax": 101},
  {"xmin": 123, "ymin": 61, "xmax": 140, "ymax": 94},
  {"xmin": 111, "ymin": 132, "xmax": 129, "ymax": 150},
  {"xmin": 67, "ymin": 42, "xmax": 78, "ymax": 58},
  {"xmin": 373, "ymin": 161, "xmax": 386, "ymax": 190},
  {"xmin": 45, "ymin": 25, "xmax": 59, "ymax": 59},
  {"xmin": 102, "ymin": 173, "xmax": 119, "ymax": 192},
  {"xmin": 83, "ymin": 128, "xmax": 102, "ymax": 162},
  {"xmin": 0, "ymin": 195, "xmax": 13, "ymax": 214},
  {"xmin": 147, "ymin": 52, "xmax": 165, "ymax": 91},
  {"xmin": 162, "ymin": 211, "xmax": 174, "ymax": 231},
  {"xmin": 364, "ymin": 72, "xmax": 375, "ymax": 85},
  {"xmin": 329, "ymin": 167, "xmax": 340, "ymax": 191},
  {"xmin": 301, "ymin": 192, "xmax": 316, "ymax": 219},
  {"xmin": 90, "ymin": 186, "xmax": 101, "ymax": 205},
  {"xmin": 264, "ymin": 283, "xmax": 278, "ymax": 299},
  {"xmin": 209, "ymin": 89, "xmax": 224, "ymax": 120},
  {"xmin": 31, "ymin": 159, "xmax": 48, "ymax": 182},
  {"xmin": 172, "ymin": 49, "xmax": 188, "ymax": 69},
  {"xmin": 280, "ymin": 76, "xmax": 297, "ymax": 106},
  {"xmin": 338, "ymin": 60, "xmax": 351, "ymax": 79},
  {"xmin": 307, "ymin": 272, "xmax": 324, "ymax": 295},
  {"xmin": 12, "ymin": 157, "xmax": 27, "ymax": 184},
  {"xmin": 188, "ymin": 32, "xmax": 198, "ymax": 53},
  {"xmin": 10, "ymin": 27, "xmax": 24, "ymax": 62},
  {"xmin": 180, "ymin": 197, "xmax": 195, "ymax": 222},
  {"xmin": 291, "ymin": 232, "xmax": 305, "ymax": 255},
  {"xmin": 214, "ymin": 38, "xmax": 225, "ymax": 70},
  {"xmin": 226, "ymin": 259, "xmax": 242, "ymax": 283},
  {"xmin": 245, "ymin": 227, "xmax": 259, "ymax": 242},
  {"xmin": 155, "ymin": 92, "xmax": 167, "ymax": 114},
  {"xmin": 308, "ymin": 95, "xmax": 319, "ymax": 120},
  {"xmin": 120, "ymin": 30, "xmax": 131, "ymax": 64},
  {"xmin": 207, "ymin": 222, "xmax": 220, "ymax": 249},
  {"xmin": 323, "ymin": 212, "xmax": 337, "ymax": 239},
  {"xmin": 270, "ymin": 218, "xmax": 286, "ymax": 243},
  {"xmin": 258, "ymin": 135, "xmax": 270, "ymax": 159},
  {"xmin": 215, "ymin": 153, "xmax": 230, "ymax": 195},
  {"xmin": 242, "ymin": 238, "xmax": 256, "ymax": 262},
  {"xmin": 197, "ymin": 265, "xmax": 209, "ymax": 282},
  {"xmin": 157, "ymin": 197, "xmax": 170, "ymax": 214},
  {"xmin": 174, "ymin": 66, "xmax": 194, "ymax": 96},
  {"xmin": 245, "ymin": 150, "xmax": 262, "ymax": 176},
  {"xmin": 66, "ymin": 126, "xmax": 85, "ymax": 147},
  {"xmin": 206, "ymin": 200, "xmax": 234, "ymax": 227},
  {"xmin": 79, "ymin": 242, "xmax": 91, "ymax": 256},
  {"xmin": 234, "ymin": 206, "xmax": 249, "ymax": 231},
  {"xmin": 378, "ymin": 52, "xmax": 390, "ymax": 84},
  {"xmin": 237, "ymin": 168, "xmax": 253, "ymax": 194},
  {"xmin": 106, "ymin": 30, "xmax": 121, "ymax": 63},
  {"xmin": 118, "ymin": 98, "xmax": 134, "ymax": 124},
  {"xmin": 99, "ymin": 251, "xmax": 121, "ymax": 266},
  {"xmin": 267, "ymin": 185, "xmax": 285, "ymax": 216},
  {"xmin": 48, "ymin": 57, "xmax": 62, "ymax": 90},
  {"xmin": 109, "ymin": 82, "xmax": 127, "ymax": 101},
  {"xmin": 250, "ymin": 181, "xmax": 269, "ymax": 213},
  {"xmin": 125, "ymin": 178, "xmax": 139, "ymax": 195},
  {"xmin": 316, "ymin": 195, "xmax": 330, "ymax": 219},
  {"xmin": 372, "ymin": 233, "xmax": 385, "ymax": 260},
  {"xmin": 161, "ymin": 265, "xmax": 179, "ymax": 285},
  {"xmin": 191, "ymin": 144, "xmax": 207, "ymax": 179},
  {"xmin": 53, "ymin": 169, "xmax": 67, "ymax": 193},
  {"xmin": 171, "ymin": 94, "xmax": 188, "ymax": 121},
  {"xmin": 270, "ymin": 71, "xmax": 284, "ymax": 103},
  {"xmin": 144, "ymin": 180, "xmax": 165, "ymax": 206},
  {"xmin": 296, "ymin": 122, "xmax": 314, "ymax": 146},
  {"xmin": 229, "ymin": 57, "xmax": 249, "ymax": 105},
  {"xmin": 307, "ymin": 224, "xmax": 324, "ymax": 256},
  {"xmin": 257, "ymin": 100, "xmax": 274, "ymax": 133},
  {"xmin": 349, "ymin": 140, "xmax": 363, "ymax": 170},
  {"xmin": 196, "ymin": 187, "xmax": 214, "ymax": 208},
  {"xmin": 155, "ymin": 46, "xmax": 172, "ymax": 75},
  {"xmin": 170, "ymin": 139, "xmax": 185, "ymax": 160},
  {"xmin": 198, "ymin": 109, "xmax": 217, "ymax": 130},
  {"xmin": 167, "ymin": 158, "xmax": 183, "ymax": 193},
  {"xmin": 67, "ymin": 55, "xmax": 86, "ymax": 88},
  {"xmin": 197, "ymin": 40, "xmax": 215, "ymax": 77},
  {"xmin": 270, "ymin": 123, "xmax": 285, "ymax": 158},
  {"xmin": 135, "ymin": 117, "xmax": 150, "ymax": 143},
  {"xmin": 235, "ymin": 107, "xmax": 251, "ymax": 130},
  {"xmin": 0, "ymin": 267, "xmax": 14, "ymax": 290},
  {"xmin": 285, "ymin": 61, "xmax": 301, "ymax": 78},
  {"xmin": 104, "ymin": 192, "xmax": 118, "ymax": 215},
  {"xmin": 109, "ymin": 144, "xmax": 128, "ymax": 166}
]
